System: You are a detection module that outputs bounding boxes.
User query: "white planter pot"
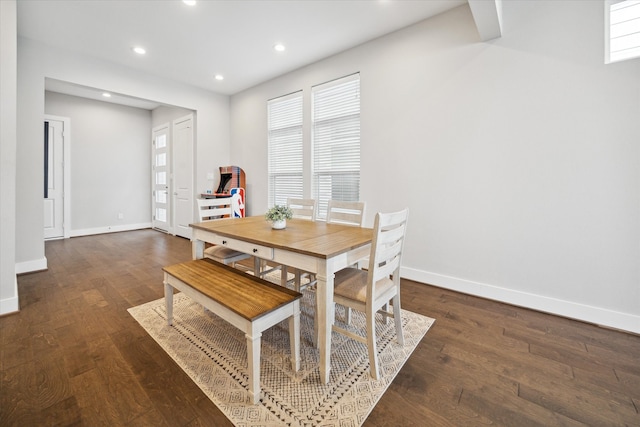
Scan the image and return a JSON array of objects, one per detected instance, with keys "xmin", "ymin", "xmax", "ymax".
[{"xmin": 271, "ymin": 219, "xmax": 286, "ymax": 230}]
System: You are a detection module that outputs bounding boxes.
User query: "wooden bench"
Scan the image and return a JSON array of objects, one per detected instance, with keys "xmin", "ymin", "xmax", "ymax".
[{"xmin": 162, "ymin": 258, "xmax": 302, "ymax": 404}]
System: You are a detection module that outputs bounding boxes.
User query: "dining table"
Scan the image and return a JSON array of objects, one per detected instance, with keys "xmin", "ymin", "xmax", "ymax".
[{"xmin": 190, "ymin": 215, "xmax": 373, "ymax": 384}]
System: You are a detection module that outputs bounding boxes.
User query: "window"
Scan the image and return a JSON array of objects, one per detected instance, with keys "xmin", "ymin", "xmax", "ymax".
[
  {"xmin": 312, "ymin": 73, "xmax": 361, "ymax": 220},
  {"xmin": 267, "ymin": 74, "xmax": 361, "ymax": 218},
  {"xmin": 267, "ymin": 92, "xmax": 303, "ymax": 207},
  {"xmin": 606, "ymin": 0, "xmax": 640, "ymax": 63}
]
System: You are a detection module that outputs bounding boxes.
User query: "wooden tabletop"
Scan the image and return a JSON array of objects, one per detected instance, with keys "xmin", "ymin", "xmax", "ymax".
[{"xmin": 190, "ymin": 216, "xmax": 373, "ymax": 259}]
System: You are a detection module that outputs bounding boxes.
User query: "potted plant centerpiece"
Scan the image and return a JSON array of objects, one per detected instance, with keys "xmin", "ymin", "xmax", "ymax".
[{"xmin": 265, "ymin": 205, "xmax": 293, "ymax": 229}]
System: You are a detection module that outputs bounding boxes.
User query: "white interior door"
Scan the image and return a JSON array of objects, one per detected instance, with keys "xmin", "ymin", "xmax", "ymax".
[
  {"xmin": 173, "ymin": 115, "xmax": 194, "ymax": 239},
  {"xmin": 152, "ymin": 124, "xmax": 170, "ymax": 232},
  {"xmin": 44, "ymin": 119, "xmax": 65, "ymax": 239}
]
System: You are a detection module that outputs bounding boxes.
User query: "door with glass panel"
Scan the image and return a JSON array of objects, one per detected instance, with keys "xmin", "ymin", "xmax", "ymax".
[{"xmin": 152, "ymin": 124, "xmax": 170, "ymax": 232}]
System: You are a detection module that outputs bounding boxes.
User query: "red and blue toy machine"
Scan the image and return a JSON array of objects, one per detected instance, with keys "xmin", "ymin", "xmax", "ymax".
[{"xmin": 202, "ymin": 166, "xmax": 246, "ymax": 218}]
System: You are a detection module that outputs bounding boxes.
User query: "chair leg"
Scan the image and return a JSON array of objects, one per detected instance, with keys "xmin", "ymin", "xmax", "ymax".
[
  {"xmin": 344, "ymin": 306, "xmax": 352, "ymax": 324},
  {"xmin": 381, "ymin": 302, "xmax": 389, "ymax": 325},
  {"xmin": 392, "ymin": 294, "xmax": 404, "ymax": 345},
  {"xmin": 366, "ymin": 309, "xmax": 379, "ymax": 380},
  {"xmin": 294, "ymin": 269, "xmax": 302, "ymax": 291}
]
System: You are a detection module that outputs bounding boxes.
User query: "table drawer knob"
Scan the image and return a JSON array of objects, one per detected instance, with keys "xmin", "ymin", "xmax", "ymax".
[{"xmin": 222, "ymin": 240, "xmax": 227, "ymax": 245}]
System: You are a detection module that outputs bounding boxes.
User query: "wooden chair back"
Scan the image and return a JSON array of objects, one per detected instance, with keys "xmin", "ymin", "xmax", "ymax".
[
  {"xmin": 197, "ymin": 197, "xmax": 236, "ymax": 222},
  {"xmin": 287, "ymin": 198, "xmax": 316, "ymax": 221},
  {"xmin": 367, "ymin": 208, "xmax": 409, "ymax": 295},
  {"xmin": 326, "ymin": 200, "xmax": 366, "ymax": 227}
]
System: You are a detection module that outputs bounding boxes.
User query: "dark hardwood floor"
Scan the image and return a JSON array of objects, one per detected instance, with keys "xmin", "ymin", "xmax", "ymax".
[{"xmin": 1, "ymin": 229, "xmax": 638, "ymax": 426}]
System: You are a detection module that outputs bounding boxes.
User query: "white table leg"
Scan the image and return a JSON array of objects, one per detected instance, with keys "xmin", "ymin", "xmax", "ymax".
[{"xmin": 315, "ymin": 260, "xmax": 333, "ymax": 384}]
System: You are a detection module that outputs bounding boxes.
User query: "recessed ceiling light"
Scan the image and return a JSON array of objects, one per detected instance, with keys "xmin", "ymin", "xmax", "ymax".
[
  {"xmin": 132, "ymin": 46, "xmax": 146, "ymax": 55},
  {"xmin": 215, "ymin": 74, "xmax": 224, "ymax": 81},
  {"xmin": 102, "ymin": 92, "xmax": 112, "ymax": 98},
  {"xmin": 274, "ymin": 43, "xmax": 286, "ymax": 52},
  {"xmin": 183, "ymin": 0, "xmax": 196, "ymax": 5}
]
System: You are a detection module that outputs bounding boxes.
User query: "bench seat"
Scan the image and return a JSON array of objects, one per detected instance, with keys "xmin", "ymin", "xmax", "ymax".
[{"xmin": 163, "ymin": 258, "xmax": 302, "ymax": 404}]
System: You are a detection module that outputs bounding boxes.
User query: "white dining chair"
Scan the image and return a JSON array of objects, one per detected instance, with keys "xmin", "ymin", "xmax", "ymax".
[
  {"xmin": 258, "ymin": 198, "xmax": 318, "ymax": 286},
  {"xmin": 284, "ymin": 198, "xmax": 319, "ymax": 290},
  {"xmin": 300, "ymin": 199, "xmax": 367, "ymax": 292},
  {"xmin": 196, "ymin": 197, "xmax": 253, "ymax": 272},
  {"xmin": 330, "ymin": 208, "xmax": 409, "ymax": 380},
  {"xmin": 326, "ymin": 200, "xmax": 367, "ymax": 322}
]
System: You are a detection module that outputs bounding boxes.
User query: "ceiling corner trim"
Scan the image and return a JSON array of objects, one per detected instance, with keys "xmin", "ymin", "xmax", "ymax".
[{"xmin": 468, "ymin": 0, "xmax": 503, "ymax": 42}]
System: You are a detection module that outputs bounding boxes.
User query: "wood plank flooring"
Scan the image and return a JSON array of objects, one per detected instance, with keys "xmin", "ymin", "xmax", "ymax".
[{"xmin": 1, "ymin": 229, "xmax": 638, "ymax": 426}]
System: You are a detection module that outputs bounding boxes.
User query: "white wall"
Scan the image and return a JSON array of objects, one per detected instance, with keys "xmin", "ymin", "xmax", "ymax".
[
  {"xmin": 0, "ymin": 0, "xmax": 18, "ymax": 314},
  {"xmin": 45, "ymin": 92, "xmax": 152, "ymax": 234},
  {"xmin": 230, "ymin": 2, "xmax": 640, "ymax": 333},
  {"xmin": 16, "ymin": 38, "xmax": 230, "ymax": 272}
]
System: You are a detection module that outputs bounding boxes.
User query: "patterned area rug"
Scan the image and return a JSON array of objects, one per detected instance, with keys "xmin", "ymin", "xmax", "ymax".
[{"xmin": 128, "ymin": 277, "xmax": 434, "ymax": 426}]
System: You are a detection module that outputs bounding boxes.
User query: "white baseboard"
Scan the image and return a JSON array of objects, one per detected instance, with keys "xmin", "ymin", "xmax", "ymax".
[
  {"xmin": 0, "ymin": 275, "xmax": 20, "ymax": 315},
  {"xmin": 70, "ymin": 222, "xmax": 152, "ymax": 237},
  {"xmin": 402, "ymin": 267, "xmax": 640, "ymax": 335},
  {"xmin": 15, "ymin": 224, "xmax": 152, "ymax": 274},
  {"xmin": 15, "ymin": 256, "xmax": 47, "ymax": 274}
]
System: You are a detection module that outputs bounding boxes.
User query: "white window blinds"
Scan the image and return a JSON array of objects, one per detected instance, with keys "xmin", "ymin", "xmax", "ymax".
[
  {"xmin": 267, "ymin": 92, "xmax": 303, "ymax": 207},
  {"xmin": 606, "ymin": 0, "xmax": 640, "ymax": 63},
  {"xmin": 312, "ymin": 73, "xmax": 361, "ymax": 220}
]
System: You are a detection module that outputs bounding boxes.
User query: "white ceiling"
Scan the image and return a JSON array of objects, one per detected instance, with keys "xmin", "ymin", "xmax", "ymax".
[{"xmin": 17, "ymin": 0, "xmax": 469, "ymax": 107}]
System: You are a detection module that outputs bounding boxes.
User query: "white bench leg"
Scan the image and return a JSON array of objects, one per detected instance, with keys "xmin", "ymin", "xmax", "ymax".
[
  {"xmin": 164, "ymin": 279, "xmax": 174, "ymax": 326},
  {"xmin": 246, "ymin": 331, "xmax": 262, "ymax": 405},
  {"xmin": 289, "ymin": 301, "xmax": 301, "ymax": 371}
]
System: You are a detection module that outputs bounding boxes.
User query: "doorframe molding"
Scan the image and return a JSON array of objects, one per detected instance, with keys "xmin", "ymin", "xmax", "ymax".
[
  {"xmin": 44, "ymin": 114, "xmax": 71, "ymax": 239},
  {"xmin": 152, "ymin": 122, "xmax": 171, "ymax": 234}
]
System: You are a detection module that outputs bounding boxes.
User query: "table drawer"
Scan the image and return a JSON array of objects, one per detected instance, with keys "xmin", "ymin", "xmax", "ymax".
[{"xmin": 211, "ymin": 236, "xmax": 274, "ymax": 260}]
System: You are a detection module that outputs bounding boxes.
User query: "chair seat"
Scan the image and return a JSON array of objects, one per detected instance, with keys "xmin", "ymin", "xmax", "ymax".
[
  {"xmin": 334, "ymin": 268, "xmax": 394, "ymax": 303},
  {"xmin": 204, "ymin": 245, "xmax": 249, "ymax": 262}
]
